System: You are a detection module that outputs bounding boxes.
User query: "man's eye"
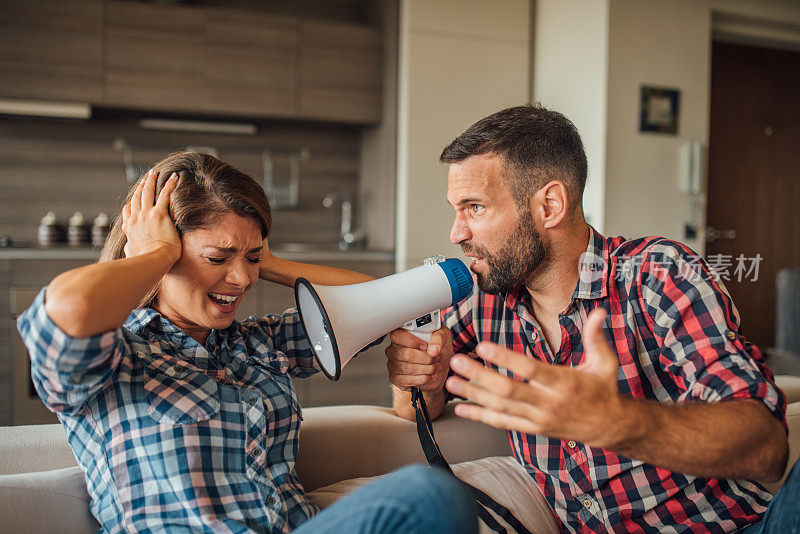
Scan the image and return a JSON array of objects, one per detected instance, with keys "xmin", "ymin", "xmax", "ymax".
[
  {"xmin": 207, "ymin": 257, "xmax": 226, "ymax": 264},
  {"xmin": 247, "ymin": 257, "xmax": 262, "ymax": 264},
  {"xmin": 471, "ymin": 204, "xmax": 485, "ymax": 213}
]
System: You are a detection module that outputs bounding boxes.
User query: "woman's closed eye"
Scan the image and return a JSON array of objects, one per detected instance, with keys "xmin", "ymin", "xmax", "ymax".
[{"xmin": 206, "ymin": 256, "xmax": 261, "ymax": 265}]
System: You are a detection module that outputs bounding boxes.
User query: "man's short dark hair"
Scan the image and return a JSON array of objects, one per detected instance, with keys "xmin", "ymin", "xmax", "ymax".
[{"xmin": 440, "ymin": 103, "xmax": 588, "ymax": 212}]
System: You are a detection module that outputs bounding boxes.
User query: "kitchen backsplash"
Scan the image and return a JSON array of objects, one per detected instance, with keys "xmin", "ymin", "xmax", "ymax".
[{"xmin": 0, "ymin": 110, "xmax": 363, "ymax": 247}]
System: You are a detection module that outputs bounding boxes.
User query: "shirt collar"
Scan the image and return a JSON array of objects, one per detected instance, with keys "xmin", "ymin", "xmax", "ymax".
[
  {"xmin": 124, "ymin": 308, "xmax": 241, "ymax": 366},
  {"xmin": 572, "ymin": 225, "xmax": 609, "ymax": 300}
]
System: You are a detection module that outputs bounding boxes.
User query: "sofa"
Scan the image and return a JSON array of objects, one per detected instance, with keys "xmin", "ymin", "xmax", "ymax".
[{"xmin": 1, "ymin": 375, "xmax": 799, "ymax": 533}]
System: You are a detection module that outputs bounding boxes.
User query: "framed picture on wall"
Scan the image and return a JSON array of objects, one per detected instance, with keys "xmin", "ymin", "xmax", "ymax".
[{"xmin": 640, "ymin": 86, "xmax": 680, "ymax": 134}]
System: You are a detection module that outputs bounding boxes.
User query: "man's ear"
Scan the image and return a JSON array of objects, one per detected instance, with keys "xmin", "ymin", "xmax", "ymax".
[{"xmin": 530, "ymin": 180, "xmax": 569, "ymax": 229}]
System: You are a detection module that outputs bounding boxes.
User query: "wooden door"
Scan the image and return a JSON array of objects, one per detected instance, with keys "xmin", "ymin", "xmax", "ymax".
[{"xmin": 707, "ymin": 41, "xmax": 800, "ymax": 348}]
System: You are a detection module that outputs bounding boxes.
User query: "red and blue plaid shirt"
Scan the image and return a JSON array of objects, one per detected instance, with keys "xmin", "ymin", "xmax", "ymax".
[{"xmin": 444, "ymin": 228, "xmax": 786, "ymax": 533}]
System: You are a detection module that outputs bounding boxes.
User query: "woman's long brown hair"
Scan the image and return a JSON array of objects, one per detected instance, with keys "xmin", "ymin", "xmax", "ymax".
[{"xmin": 100, "ymin": 151, "xmax": 272, "ymax": 309}]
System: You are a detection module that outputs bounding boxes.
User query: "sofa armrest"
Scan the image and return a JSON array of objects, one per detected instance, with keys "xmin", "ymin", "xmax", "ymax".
[
  {"xmin": 296, "ymin": 403, "xmax": 510, "ymax": 491},
  {"xmin": 0, "ymin": 424, "xmax": 75, "ymax": 476}
]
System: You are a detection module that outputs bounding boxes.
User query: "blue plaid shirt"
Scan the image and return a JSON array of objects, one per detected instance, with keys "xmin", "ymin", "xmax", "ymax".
[{"xmin": 18, "ymin": 288, "xmax": 320, "ymax": 533}]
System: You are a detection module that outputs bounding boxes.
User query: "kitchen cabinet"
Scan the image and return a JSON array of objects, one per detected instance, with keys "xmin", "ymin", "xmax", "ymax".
[
  {"xmin": 298, "ymin": 20, "xmax": 383, "ymax": 124},
  {"xmin": 204, "ymin": 11, "xmax": 298, "ymax": 118},
  {"xmin": 2, "ymin": 1, "xmax": 382, "ymax": 124},
  {"xmin": 104, "ymin": 1, "xmax": 207, "ymax": 113},
  {"xmin": 0, "ymin": 0, "xmax": 103, "ymax": 102}
]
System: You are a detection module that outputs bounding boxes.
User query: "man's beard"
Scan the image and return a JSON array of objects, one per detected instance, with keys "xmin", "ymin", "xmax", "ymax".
[{"xmin": 463, "ymin": 210, "xmax": 546, "ymax": 294}]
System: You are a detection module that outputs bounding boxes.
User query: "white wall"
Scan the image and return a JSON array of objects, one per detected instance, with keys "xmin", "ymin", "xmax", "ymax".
[
  {"xmin": 533, "ymin": 0, "xmax": 609, "ymax": 233},
  {"xmin": 395, "ymin": 0, "xmax": 531, "ymax": 271}
]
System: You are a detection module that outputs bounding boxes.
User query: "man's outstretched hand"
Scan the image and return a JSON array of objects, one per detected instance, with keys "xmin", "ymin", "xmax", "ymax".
[{"xmin": 444, "ymin": 308, "xmax": 628, "ymax": 448}]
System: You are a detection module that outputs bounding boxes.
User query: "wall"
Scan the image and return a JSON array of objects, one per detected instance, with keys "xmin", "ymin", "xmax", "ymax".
[
  {"xmin": 533, "ymin": 0, "xmax": 609, "ymax": 232},
  {"xmin": 395, "ymin": 0, "xmax": 531, "ymax": 270},
  {"xmin": 533, "ymin": 0, "xmax": 800, "ymax": 255},
  {"xmin": 0, "ymin": 113, "xmax": 363, "ymax": 247},
  {"xmin": 604, "ymin": 0, "xmax": 711, "ymax": 251}
]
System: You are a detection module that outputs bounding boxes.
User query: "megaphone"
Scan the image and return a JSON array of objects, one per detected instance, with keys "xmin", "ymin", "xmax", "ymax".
[{"xmin": 294, "ymin": 256, "xmax": 473, "ymax": 380}]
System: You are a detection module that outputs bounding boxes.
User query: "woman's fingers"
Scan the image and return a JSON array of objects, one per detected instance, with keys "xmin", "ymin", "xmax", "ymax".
[
  {"xmin": 155, "ymin": 172, "xmax": 178, "ymax": 211},
  {"xmin": 130, "ymin": 170, "xmax": 150, "ymax": 214},
  {"xmin": 141, "ymin": 169, "xmax": 157, "ymax": 211}
]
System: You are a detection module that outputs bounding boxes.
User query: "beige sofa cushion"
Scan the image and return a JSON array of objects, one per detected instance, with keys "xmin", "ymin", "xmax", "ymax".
[
  {"xmin": 0, "ymin": 466, "xmax": 99, "ymax": 534},
  {"xmin": 308, "ymin": 456, "xmax": 560, "ymax": 534}
]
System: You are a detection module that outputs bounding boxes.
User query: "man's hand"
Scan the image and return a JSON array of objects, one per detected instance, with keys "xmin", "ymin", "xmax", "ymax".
[
  {"xmin": 445, "ymin": 308, "xmax": 627, "ymax": 448},
  {"xmin": 386, "ymin": 327, "xmax": 453, "ymax": 393}
]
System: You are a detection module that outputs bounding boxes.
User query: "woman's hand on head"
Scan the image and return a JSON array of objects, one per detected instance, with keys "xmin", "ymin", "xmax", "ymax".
[{"xmin": 122, "ymin": 169, "xmax": 181, "ymax": 264}]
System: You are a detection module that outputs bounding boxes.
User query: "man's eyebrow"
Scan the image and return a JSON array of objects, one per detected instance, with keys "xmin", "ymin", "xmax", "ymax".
[{"xmin": 453, "ymin": 197, "xmax": 484, "ymax": 207}]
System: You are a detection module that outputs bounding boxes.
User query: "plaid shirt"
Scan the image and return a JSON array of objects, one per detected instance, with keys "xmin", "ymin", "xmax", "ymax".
[
  {"xmin": 18, "ymin": 288, "xmax": 320, "ymax": 533},
  {"xmin": 444, "ymin": 228, "xmax": 786, "ymax": 533}
]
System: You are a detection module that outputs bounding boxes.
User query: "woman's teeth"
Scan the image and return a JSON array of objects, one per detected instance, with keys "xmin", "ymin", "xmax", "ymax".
[{"xmin": 209, "ymin": 293, "xmax": 238, "ymax": 305}]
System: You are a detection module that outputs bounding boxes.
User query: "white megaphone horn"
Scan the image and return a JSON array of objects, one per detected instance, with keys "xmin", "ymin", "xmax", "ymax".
[{"xmin": 294, "ymin": 255, "xmax": 473, "ymax": 380}]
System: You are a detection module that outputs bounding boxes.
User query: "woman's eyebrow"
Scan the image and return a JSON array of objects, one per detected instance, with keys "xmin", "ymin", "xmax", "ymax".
[{"xmin": 206, "ymin": 245, "xmax": 263, "ymax": 253}]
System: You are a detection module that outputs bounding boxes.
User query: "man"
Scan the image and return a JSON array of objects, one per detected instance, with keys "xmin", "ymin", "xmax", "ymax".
[{"xmin": 387, "ymin": 104, "xmax": 798, "ymax": 532}]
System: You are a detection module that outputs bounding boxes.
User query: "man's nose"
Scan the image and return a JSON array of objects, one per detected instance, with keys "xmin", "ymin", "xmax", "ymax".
[{"xmin": 449, "ymin": 214, "xmax": 470, "ymax": 244}]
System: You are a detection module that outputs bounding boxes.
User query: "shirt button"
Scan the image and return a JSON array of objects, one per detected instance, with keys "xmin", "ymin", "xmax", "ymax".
[
  {"xmin": 172, "ymin": 365, "xmax": 182, "ymax": 374},
  {"xmin": 253, "ymin": 448, "xmax": 262, "ymax": 457},
  {"xmin": 583, "ymin": 499, "xmax": 593, "ymax": 509},
  {"xmin": 726, "ymin": 330, "xmax": 736, "ymax": 341},
  {"xmin": 267, "ymin": 495, "xmax": 276, "ymax": 506},
  {"xmin": 567, "ymin": 440, "xmax": 577, "ymax": 449},
  {"xmin": 248, "ymin": 396, "xmax": 257, "ymax": 405}
]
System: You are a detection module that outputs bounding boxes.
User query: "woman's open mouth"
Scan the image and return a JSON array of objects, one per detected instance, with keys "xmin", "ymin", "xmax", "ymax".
[{"xmin": 208, "ymin": 292, "xmax": 239, "ymax": 312}]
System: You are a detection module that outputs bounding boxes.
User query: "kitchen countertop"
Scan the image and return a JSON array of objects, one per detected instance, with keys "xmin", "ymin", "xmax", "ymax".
[{"xmin": 0, "ymin": 246, "xmax": 394, "ymax": 263}]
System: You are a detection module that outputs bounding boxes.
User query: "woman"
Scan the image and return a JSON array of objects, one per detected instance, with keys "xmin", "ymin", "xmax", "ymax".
[{"xmin": 18, "ymin": 152, "xmax": 476, "ymax": 533}]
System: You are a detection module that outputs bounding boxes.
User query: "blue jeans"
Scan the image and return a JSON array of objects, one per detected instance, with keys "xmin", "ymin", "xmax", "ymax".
[
  {"xmin": 294, "ymin": 464, "xmax": 478, "ymax": 534},
  {"xmin": 740, "ymin": 460, "xmax": 800, "ymax": 533}
]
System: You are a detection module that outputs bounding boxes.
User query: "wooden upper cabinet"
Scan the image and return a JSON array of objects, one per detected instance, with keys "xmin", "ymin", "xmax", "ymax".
[
  {"xmin": 204, "ymin": 10, "xmax": 298, "ymax": 118},
  {"xmin": 0, "ymin": 0, "xmax": 103, "ymax": 102},
  {"xmin": 299, "ymin": 20, "xmax": 382, "ymax": 124},
  {"xmin": 104, "ymin": 1, "xmax": 206, "ymax": 112}
]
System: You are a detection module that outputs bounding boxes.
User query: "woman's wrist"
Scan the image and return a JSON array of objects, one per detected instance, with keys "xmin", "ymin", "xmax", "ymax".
[{"xmin": 259, "ymin": 254, "xmax": 292, "ymax": 286}]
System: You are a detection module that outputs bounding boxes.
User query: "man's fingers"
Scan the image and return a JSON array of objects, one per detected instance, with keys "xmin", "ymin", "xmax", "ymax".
[
  {"xmin": 445, "ymin": 375, "xmax": 541, "ymax": 420},
  {"xmin": 426, "ymin": 327, "xmax": 451, "ymax": 358},
  {"xmin": 475, "ymin": 341, "xmax": 560, "ymax": 386},
  {"xmin": 385, "ymin": 344, "xmax": 437, "ymax": 364},
  {"xmin": 155, "ymin": 172, "xmax": 178, "ymax": 211},
  {"xmin": 389, "ymin": 328, "xmax": 428, "ymax": 351},
  {"xmin": 453, "ymin": 403, "xmax": 539, "ymax": 435},
  {"xmin": 387, "ymin": 360, "xmax": 438, "ymax": 376},
  {"xmin": 449, "ymin": 354, "xmax": 520, "ymax": 394},
  {"xmin": 578, "ymin": 308, "xmax": 618, "ymax": 376}
]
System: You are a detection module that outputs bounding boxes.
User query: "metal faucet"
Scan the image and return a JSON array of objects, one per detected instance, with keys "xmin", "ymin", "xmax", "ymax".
[{"xmin": 322, "ymin": 187, "xmax": 365, "ymax": 250}]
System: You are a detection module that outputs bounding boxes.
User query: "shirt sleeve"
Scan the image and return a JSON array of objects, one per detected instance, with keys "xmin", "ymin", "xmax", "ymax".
[
  {"xmin": 638, "ymin": 242, "xmax": 786, "ymax": 427},
  {"xmin": 256, "ymin": 308, "xmax": 319, "ymax": 378},
  {"xmin": 16, "ymin": 287, "xmax": 124, "ymax": 415}
]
